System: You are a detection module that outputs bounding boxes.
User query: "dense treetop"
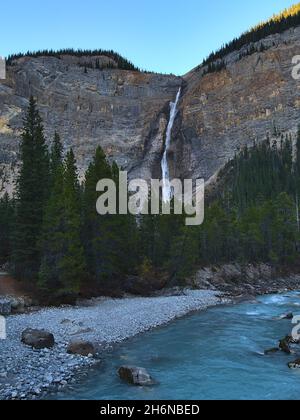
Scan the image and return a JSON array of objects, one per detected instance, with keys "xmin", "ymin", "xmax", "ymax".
[
  {"xmin": 200, "ymin": 3, "xmax": 300, "ymax": 70},
  {"xmin": 1, "ymin": 98, "xmax": 300, "ymax": 298},
  {"xmin": 7, "ymin": 48, "xmax": 140, "ymax": 71}
]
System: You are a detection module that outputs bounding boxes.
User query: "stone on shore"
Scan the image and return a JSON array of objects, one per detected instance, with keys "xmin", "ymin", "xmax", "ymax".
[
  {"xmin": 118, "ymin": 366, "xmax": 156, "ymax": 386},
  {"xmin": 67, "ymin": 340, "xmax": 96, "ymax": 357},
  {"xmin": 21, "ymin": 329, "xmax": 55, "ymax": 349}
]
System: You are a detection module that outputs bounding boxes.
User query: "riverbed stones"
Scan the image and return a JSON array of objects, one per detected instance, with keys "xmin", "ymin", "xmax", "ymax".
[
  {"xmin": 118, "ymin": 366, "xmax": 156, "ymax": 386},
  {"xmin": 0, "ymin": 290, "xmax": 221, "ymax": 399},
  {"xmin": 21, "ymin": 329, "xmax": 55, "ymax": 349},
  {"xmin": 67, "ymin": 340, "xmax": 96, "ymax": 357}
]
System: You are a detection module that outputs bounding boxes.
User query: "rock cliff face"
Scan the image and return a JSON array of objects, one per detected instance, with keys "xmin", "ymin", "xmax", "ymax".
[
  {"xmin": 0, "ymin": 54, "xmax": 181, "ymax": 192},
  {"xmin": 1, "ymin": 26, "xmax": 300, "ymax": 193},
  {"xmin": 171, "ymin": 26, "xmax": 300, "ymax": 183}
]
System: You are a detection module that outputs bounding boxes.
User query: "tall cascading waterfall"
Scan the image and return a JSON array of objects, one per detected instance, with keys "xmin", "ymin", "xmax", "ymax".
[{"xmin": 161, "ymin": 88, "xmax": 181, "ymax": 202}]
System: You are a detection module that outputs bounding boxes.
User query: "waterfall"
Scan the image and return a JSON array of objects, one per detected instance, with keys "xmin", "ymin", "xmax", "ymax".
[{"xmin": 161, "ymin": 88, "xmax": 181, "ymax": 202}]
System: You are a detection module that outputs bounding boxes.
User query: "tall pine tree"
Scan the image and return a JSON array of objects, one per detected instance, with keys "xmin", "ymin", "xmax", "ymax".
[
  {"xmin": 13, "ymin": 97, "xmax": 50, "ymax": 281},
  {"xmin": 59, "ymin": 150, "xmax": 86, "ymax": 295},
  {"xmin": 39, "ymin": 133, "xmax": 65, "ymax": 292}
]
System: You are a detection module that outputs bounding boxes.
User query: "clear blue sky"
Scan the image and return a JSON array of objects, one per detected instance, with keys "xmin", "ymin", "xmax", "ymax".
[{"xmin": 0, "ymin": 0, "xmax": 297, "ymax": 75}]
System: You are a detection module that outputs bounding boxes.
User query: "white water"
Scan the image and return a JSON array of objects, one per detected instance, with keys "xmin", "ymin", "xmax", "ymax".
[{"xmin": 161, "ymin": 88, "xmax": 181, "ymax": 202}]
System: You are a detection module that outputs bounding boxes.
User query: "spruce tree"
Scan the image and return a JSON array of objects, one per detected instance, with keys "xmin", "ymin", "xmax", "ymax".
[
  {"xmin": 83, "ymin": 146, "xmax": 112, "ymax": 284},
  {"xmin": 13, "ymin": 97, "xmax": 50, "ymax": 280},
  {"xmin": 83, "ymin": 147, "xmax": 138, "ymax": 290},
  {"xmin": 39, "ymin": 145, "xmax": 85, "ymax": 299},
  {"xmin": 59, "ymin": 150, "xmax": 86, "ymax": 295},
  {"xmin": 39, "ymin": 133, "xmax": 65, "ymax": 292}
]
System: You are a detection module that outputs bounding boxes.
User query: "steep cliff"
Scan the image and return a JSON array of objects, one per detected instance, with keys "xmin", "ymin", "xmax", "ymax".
[
  {"xmin": 171, "ymin": 26, "xmax": 300, "ymax": 183},
  {"xmin": 0, "ymin": 54, "xmax": 182, "ymax": 193},
  {"xmin": 1, "ymin": 25, "xmax": 300, "ymax": 193}
]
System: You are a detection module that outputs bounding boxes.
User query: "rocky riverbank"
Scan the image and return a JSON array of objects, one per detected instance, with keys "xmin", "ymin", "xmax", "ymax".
[
  {"xmin": 0, "ymin": 290, "xmax": 225, "ymax": 400},
  {"xmin": 189, "ymin": 263, "xmax": 300, "ymax": 298}
]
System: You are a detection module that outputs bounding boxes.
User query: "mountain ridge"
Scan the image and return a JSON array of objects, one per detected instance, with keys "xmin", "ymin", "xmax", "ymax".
[{"xmin": 1, "ymin": 15, "xmax": 300, "ymax": 194}]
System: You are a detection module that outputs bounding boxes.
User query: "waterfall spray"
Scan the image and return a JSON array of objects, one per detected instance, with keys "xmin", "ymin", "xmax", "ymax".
[{"xmin": 161, "ymin": 88, "xmax": 181, "ymax": 202}]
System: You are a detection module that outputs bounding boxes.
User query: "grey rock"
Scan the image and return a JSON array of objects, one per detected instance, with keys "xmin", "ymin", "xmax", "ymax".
[
  {"xmin": 2, "ymin": 28, "xmax": 300, "ymax": 196},
  {"xmin": 0, "ymin": 55, "xmax": 181, "ymax": 195},
  {"xmin": 190, "ymin": 262, "xmax": 300, "ymax": 296},
  {"xmin": 67, "ymin": 340, "xmax": 96, "ymax": 357},
  {"xmin": 118, "ymin": 366, "xmax": 156, "ymax": 386},
  {"xmin": 21, "ymin": 329, "xmax": 55, "ymax": 349}
]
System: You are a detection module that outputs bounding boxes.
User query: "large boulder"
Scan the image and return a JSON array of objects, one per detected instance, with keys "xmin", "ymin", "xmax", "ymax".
[
  {"xmin": 21, "ymin": 329, "xmax": 55, "ymax": 349},
  {"xmin": 0, "ymin": 298, "xmax": 11, "ymax": 315},
  {"xmin": 67, "ymin": 340, "xmax": 96, "ymax": 357},
  {"xmin": 118, "ymin": 366, "xmax": 156, "ymax": 386}
]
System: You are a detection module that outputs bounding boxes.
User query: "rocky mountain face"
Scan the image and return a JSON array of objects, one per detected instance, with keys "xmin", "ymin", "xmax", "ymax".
[
  {"xmin": 1, "ymin": 26, "xmax": 300, "ymax": 193},
  {"xmin": 175, "ymin": 26, "xmax": 300, "ymax": 184}
]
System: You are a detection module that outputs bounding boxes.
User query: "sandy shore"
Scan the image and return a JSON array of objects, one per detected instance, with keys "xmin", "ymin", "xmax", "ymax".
[{"xmin": 0, "ymin": 289, "xmax": 226, "ymax": 400}]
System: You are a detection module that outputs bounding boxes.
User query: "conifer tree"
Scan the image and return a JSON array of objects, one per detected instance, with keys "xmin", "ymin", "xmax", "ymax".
[
  {"xmin": 39, "ymin": 134, "xmax": 65, "ymax": 292},
  {"xmin": 39, "ymin": 146, "xmax": 85, "ymax": 299},
  {"xmin": 83, "ymin": 146, "xmax": 112, "ymax": 283},
  {"xmin": 59, "ymin": 150, "xmax": 86, "ymax": 295},
  {"xmin": 13, "ymin": 97, "xmax": 50, "ymax": 280},
  {"xmin": 83, "ymin": 147, "xmax": 138, "ymax": 289}
]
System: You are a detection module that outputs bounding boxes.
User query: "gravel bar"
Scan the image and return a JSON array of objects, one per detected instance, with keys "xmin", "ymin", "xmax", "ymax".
[{"xmin": 0, "ymin": 290, "xmax": 226, "ymax": 400}]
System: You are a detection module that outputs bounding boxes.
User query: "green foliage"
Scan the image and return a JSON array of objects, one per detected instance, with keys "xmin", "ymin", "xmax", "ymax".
[
  {"xmin": 58, "ymin": 150, "xmax": 86, "ymax": 294},
  {"xmin": 228, "ymin": 136, "xmax": 295, "ymax": 210},
  {"xmin": 83, "ymin": 147, "xmax": 138, "ymax": 289},
  {"xmin": 13, "ymin": 96, "xmax": 50, "ymax": 280},
  {"xmin": 3, "ymin": 96, "xmax": 300, "ymax": 298},
  {"xmin": 199, "ymin": 135, "xmax": 300, "ymax": 266},
  {"xmin": 137, "ymin": 132, "xmax": 300, "ymax": 282},
  {"xmin": 202, "ymin": 60, "xmax": 227, "ymax": 75},
  {"xmin": 39, "ymin": 137, "xmax": 86, "ymax": 296},
  {"xmin": 39, "ymin": 133, "xmax": 65, "ymax": 291}
]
